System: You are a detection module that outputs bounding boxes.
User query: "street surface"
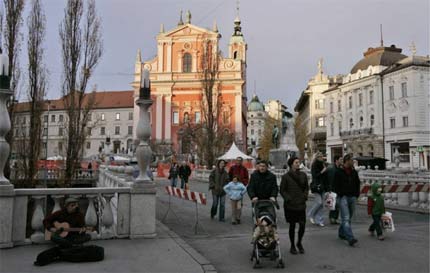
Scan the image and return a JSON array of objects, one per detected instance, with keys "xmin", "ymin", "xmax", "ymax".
[{"xmin": 156, "ymin": 178, "xmax": 429, "ymax": 273}]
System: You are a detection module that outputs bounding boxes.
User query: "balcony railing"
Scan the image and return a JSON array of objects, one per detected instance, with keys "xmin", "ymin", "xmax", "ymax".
[{"xmin": 340, "ymin": 127, "xmax": 373, "ymax": 138}]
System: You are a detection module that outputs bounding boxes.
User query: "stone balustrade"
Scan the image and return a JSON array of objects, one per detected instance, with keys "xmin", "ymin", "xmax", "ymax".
[{"xmin": 0, "ymin": 165, "xmax": 156, "ymax": 248}]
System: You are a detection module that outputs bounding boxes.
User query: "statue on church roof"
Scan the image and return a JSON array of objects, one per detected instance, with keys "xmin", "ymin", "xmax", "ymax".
[{"xmin": 186, "ymin": 10, "xmax": 191, "ymax": 24}]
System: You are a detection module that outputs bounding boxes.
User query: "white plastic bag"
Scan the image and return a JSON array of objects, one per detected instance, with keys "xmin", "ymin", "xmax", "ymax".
[
  {"xmin": 381, "ymin": 211, "xmax": 395, "ymax": 232},
  {"xmin": 324, "ymin": 192, "xmax": 337, "ymax": 211}
]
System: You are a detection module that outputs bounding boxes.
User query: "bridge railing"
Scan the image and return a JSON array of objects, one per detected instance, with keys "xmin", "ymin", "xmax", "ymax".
[
  {"xmin": 192, "ymin": 168, "xmax": 429, "ymax": 212},
  {"xmin": 1, "ymin": 165, "xmax": 157, "ymax": 248}
]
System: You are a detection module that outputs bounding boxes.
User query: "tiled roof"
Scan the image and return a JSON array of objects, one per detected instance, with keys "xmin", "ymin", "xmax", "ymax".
[{"xmin": 14, "ymin": 90, "xmax": 134, "ymax": 113}]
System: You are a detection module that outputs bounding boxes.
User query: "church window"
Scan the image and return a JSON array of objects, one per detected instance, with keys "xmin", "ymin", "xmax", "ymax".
[
  {"xmin": 183, "ymin": 53, "xmax": 192, "ymax": 73},
  {"xmin": 349, "ymin": 118, "xmax": 354, "ymax": 129},
  {"xmin": 233, "ymin": 51, "xmax": 238, "ymax": 59},
  {"xmin": 370, "ymin": 115, "xmax": 375, "ymax": 126}
]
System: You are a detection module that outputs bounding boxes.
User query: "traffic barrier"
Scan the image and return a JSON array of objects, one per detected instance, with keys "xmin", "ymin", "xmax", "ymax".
[
  {"xmin": 163, "ymin": 186, "xmax": 207, "ymax": 234},
  {"xmin": 360, "ymin": 183, "xmax": 429, "ymax": 194},
  {"xmin": 165, "ymin": 186, "xmax": 207, "ymax": 205}
]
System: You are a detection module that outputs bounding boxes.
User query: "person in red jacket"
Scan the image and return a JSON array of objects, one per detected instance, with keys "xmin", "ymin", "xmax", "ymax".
[{"xmin": 228, "ymin": 157, "xmax": 249, "ymax": 186}]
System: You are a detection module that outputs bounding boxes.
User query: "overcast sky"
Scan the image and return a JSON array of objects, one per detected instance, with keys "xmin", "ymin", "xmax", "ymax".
[{"xmin": 13, "ymin": 0, "xmax": 430, "ymax": 109}]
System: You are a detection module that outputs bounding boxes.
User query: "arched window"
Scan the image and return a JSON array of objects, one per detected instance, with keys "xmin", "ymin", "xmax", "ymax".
[
  {"xmin": 370, "ymin": 114, "xmax": 375, "ymax": 126},
  {"xmin": 182, "ymin": 53, "xmax": 192, "ymax": 72},
  {"xmin": 359, "ymin": 116, "xmax": 364, "ymax": 128},
  {"xmin": 233, "ymin": 51, "xmax": 238, "ymax": 59},
  {"xmin": 183, "ymin": 112, "xmax": 189, "ymax": 123},
  {"xmin": 349, "ymin": 118, "xmax": 354, "ymax": 129}
]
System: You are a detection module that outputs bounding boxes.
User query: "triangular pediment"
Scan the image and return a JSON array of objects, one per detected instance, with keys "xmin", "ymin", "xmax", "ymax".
[{"xmin": 161, "ymin": 24, "xmax": 217, "ymax": 38}]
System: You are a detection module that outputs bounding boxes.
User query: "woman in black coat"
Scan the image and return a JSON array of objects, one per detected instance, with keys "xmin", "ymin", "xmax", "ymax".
[{"xmin": 280, "ymin": 157, "xmax": 309, "ymax": 254}]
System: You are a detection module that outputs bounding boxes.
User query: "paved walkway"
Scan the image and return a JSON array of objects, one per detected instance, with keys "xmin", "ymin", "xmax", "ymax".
[
  {"xmin": 157, "ymin": 178, "xmax": 430, "ymax": 273},
  {"xmin": 0, "ymin": 221, "xmax": 216, "ymax": 273}
]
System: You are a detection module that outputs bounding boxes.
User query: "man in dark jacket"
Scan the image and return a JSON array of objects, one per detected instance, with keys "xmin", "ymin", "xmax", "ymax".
[
  {"xmin": 333, "ymin": 154, "xmax": 361, "ymax": 246},
  {"xmin": 327, "ymin": 155, "xmax": 343, "ymax": 224},
  {"xmin": 179, "ymin": 161, "xmax": 192, "ymax": 189},
  {"xmin": 247, "ymin": 160, "xmax": 278, "ymax": 203}
]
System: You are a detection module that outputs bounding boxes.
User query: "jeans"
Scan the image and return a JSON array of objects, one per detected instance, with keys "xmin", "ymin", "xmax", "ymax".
[
  {"xmin": 369, "ymin": 214, "xmax": 383, "ymax": 236},
  {"xmin": 308, "ymin": 192, "xmax": 324, "ymax": 224},
  {"xmin": 338, "ymin": 196, "xmax": 356, "ymax": 241},
  {"xmin": 170, "ymin": 177, "xmax": 177, "ymax": 187},
  {"xmin": 211, "ymin": 193, "xmax": 226, "ymax": 221},
  {"xmin": 51, "ymin": 233, "xmax": 91, "ymax": 248}
]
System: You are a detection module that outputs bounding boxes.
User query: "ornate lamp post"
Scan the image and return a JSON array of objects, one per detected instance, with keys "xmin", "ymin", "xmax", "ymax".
[
  {"xmin": 135, "ymin": 68, "xmax": 153, "ymax": 184},
  {"xmin": 0, "ymin": 47, "xmax": 11, "ymax": 185},
  {"xmin": 304, "ymin": 142, "xmax": 308, "ymax": 168}
]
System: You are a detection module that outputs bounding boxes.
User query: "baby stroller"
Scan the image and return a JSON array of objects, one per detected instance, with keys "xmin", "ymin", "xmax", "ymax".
[{"xmin": 250, "ymin": 200, "xmax": 284, "ymax": 268}]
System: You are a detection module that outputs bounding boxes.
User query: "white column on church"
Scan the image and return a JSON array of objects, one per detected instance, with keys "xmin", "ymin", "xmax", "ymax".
[
  {"xmin": 156, "ymin": 95, "xmax": 163, "ymax": 140},
  {"xmin": 157, "ymin": 42, "xmax": 164, "ymax": 72},
  {"xmin": 165, "ymin": 95, "xmax": 172, "ymax": 141},
  {"xmin": 166, "ymin": 42, "xmax": 172, "ymax": 72},
  {"xmin": 192, "ymin": 51, "xmax": 197, "ymax": 73}
]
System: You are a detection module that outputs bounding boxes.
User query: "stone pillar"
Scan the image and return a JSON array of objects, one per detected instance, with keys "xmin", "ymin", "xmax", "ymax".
[
  {"xmin": 131, "ymin": 93, "xmax": 157, "ymax": 238},
  {"xmin": 0, "ymin": 88, "xmax": 14, "ymax": 248}
]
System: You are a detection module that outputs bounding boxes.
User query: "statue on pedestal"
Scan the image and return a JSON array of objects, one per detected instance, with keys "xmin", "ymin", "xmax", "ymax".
[{"xmin": 272, "ymin": 125, "xmax": 279, "ymax": 148}]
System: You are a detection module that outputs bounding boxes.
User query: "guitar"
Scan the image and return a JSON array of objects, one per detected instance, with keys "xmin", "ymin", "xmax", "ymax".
[{"xmin": 45, "ymin": 222, "xmax": 93, "ymax": 240}]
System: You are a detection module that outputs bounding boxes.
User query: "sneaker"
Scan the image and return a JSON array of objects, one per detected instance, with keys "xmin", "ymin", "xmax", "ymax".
[
  {"xmin": 377, "ymin": 235, "xmax": 385, "ymax": 241},
  {"xmin": 232, "ymin": 221, "xmax": 237, "ymax": 225},
  {"xmin": 296, "ymin": 243, "xmax": 305, "ymax": 254},
  {"xmin": 290, "ymin": 246, "xmax": 298, "ymax": 255},
  {"xmin": 348, "ymin": 238, "xmax": 358, "ymax": 246},
  {"xmin": 318, "ymin": 223, "xmax": 325, "ymax": 227},
  {"xmin": 368, "ymin": 230, "xmax": 375, "ymax": 236},
  {"xmin": 309, "ymin": 218, "xmax": 315, "ymax": 224},
  {"xmin": 236, "ymin": 219, "xmax": 241, "ymax": 224}
]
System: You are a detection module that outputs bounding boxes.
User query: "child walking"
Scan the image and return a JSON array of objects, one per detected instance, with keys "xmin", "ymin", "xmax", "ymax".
[
  {"xmin": 223, "ymin": 176, "xmax": 247, "ymax": 225},
  {"xmin": 368, "ymin": 182, "xmax": 385, "ymax": 240}
]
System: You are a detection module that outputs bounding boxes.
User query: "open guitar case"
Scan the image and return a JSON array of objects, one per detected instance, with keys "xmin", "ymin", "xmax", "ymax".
[{"xmin": 35, "ymin": 245, "xmax": 104, "ymax": 266}]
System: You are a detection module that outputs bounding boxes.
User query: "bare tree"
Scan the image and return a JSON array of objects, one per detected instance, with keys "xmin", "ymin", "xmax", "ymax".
[
  {"xmin": 258, "ymin": 116, "xmax": 279, "ymax": 160},
  {"xmin": 59, "ymin": 0, "xmax": 102, "ymax": 184},
  {"xmin": 19, "ymin": 0, "xmax": 47, "ymax": 186},
  {"xmin": 3, "ymin": 0, "xmax": 24, "ymax": 179},
  {"xmin": 191, "ymin": 39, "xmax": 233, "ymax": 168}
]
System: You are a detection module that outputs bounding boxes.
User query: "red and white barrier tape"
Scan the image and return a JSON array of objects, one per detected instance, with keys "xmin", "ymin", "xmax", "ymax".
[
  {"xmin": 360, "ymin": 183, "xmax": 429, "ymax": 194},
  {"xmin": 165, "ymin": 186, "xmax": 207, "ymax": 205}
]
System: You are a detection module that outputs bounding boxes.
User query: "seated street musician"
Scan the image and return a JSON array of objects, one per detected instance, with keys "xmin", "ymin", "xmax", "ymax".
[{"xmin": 43, "ymin": 197, "xmax": 91, "ymax": 248}]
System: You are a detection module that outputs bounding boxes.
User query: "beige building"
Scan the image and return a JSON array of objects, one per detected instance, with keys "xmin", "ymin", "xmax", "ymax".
[
  {"xmin": 294, "ymin": 59, "xmax": 342, "ymax": 156},
  {"xmin": 12, "ymin": 91, "xmax": 134, "ymax": 160}
]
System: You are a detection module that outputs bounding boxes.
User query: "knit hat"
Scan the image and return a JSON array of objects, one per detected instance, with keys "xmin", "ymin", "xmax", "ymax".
[{"xmin": 64, "ymin": 197, "xmax": 79, "ymax": 206}]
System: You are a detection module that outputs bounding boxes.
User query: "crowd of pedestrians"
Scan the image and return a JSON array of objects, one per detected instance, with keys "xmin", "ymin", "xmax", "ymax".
[{"xmin": 165, "ymin": 152, "xmax": 386, "ymax": 254}]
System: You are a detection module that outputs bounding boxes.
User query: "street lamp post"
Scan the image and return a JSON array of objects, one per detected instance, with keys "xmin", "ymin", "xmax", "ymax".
[
  {"xmin": 343, "ymin": 143, "xmax": 347, "ymax": 156},
  {"xmin": 304, "ymin": 142, "xmax": 308, "ymax": 168},
  {"xmin": 135, "ymin": 68, "xmax": 153, "ymax": 184}
]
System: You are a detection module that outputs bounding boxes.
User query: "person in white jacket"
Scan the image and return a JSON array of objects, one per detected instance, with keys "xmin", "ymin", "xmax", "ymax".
[{"xmin": 223, "ymin": 176, "xmax": 247, "ymax": 225}]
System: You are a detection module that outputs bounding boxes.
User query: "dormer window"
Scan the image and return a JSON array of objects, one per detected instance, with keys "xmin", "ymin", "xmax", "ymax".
[{"xmin": 182, "ymin": 53, "xmax": 192, "ymax": 73}]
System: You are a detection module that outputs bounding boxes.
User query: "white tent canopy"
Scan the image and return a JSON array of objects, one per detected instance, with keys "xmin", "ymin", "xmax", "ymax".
[{"xmin": 218, "ymin": 142, "xmax": 254, "ymax": 160}]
